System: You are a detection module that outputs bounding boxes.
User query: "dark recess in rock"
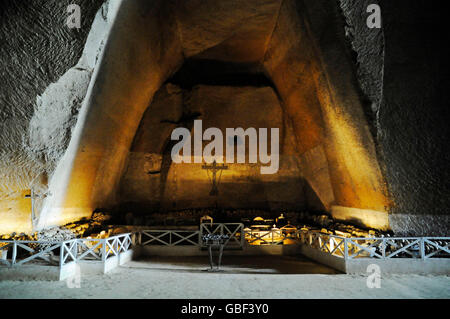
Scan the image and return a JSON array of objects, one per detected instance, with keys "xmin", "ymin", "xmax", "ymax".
[{"xmin": 167, "ymin": 59, "xmax": 274, "ymax": 89}]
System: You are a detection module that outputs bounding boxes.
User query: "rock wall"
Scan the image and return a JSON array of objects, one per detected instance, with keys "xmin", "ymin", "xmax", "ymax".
[
  {"xmin": 119, "ymin": 84, "xmax": 328, "ymax": 212},
  {"xmin": 338, "ymin": 0, "xmax": 450, "ymax": 235},
  {"xmin": 0, "ymin": 0, "xmax": 106, "ymax": 233},
  {"xmin": 377, "ymin": 0, "xmax": 450, "ymax": 235},
  {"xmin": 264, "ymin": 0, "xmax": 390, "ymax": 216},
  {"xmin": 0, "ymin": 0, "xmax": 448, "ymax": 235},
  {"xmin": 37, "ymin": 0, "xmax": 185, "ymax": 229}
]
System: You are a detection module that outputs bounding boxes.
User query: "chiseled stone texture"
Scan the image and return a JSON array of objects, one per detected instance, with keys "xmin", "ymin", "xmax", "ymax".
[
  {"xmin": 0, "ymin": 0, "xmax": 105, "ymax": 233},
  {"xmin": 339, "ymin": 0, "xmax": 450, "ymax": 235},
  {"xmin": 174, "ymin": 0, "xmax": 282, "ymax": 62},
  {"xmin": 389, "ymin": 214, "xmax": 450, "ymax": 237},
  {"xmin": 338, "ymin": 0, "xmax": 384, "ymax": 117},
  {"xmin": 377, "ymin": 0, "xmax": 450, "ymax": 234},
  {"xmin": 0, "ymin": 0, "xmax": 105, "ymax": 181},
  {"xmin": 27, "ymin": 68, "xmax": 93, "ymax": 171}
]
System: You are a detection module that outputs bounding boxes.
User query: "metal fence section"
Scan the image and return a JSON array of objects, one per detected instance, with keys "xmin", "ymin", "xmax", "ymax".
[
  {"xmin": 60, "ymin": 239, "xmax": 78, "ymax": 266},
  {"xmin": 0, "ymin": 240, "xmax": 67, "ymax": 267},
  {"xmin": 0, "ymin": 233, "xmax": 133, "ymax": 268},
  {"xmin": 301, "ymin": 231, "xmax": 346, "ymax": 257},
  {"xmin": 300, "ymin": 231, "xmax": 450, "ymax": 260},
  {"xmin": 2, "ymin": 228, "xmax": 449, "ymax": 270},
  {"xmin": 136, "ymin": 223, "xmax": 245, "ymax": 249},
  {"xmin": 244, "ymin": 229, "xmax": 300, "ymax": 245},
  {"xmin": 138, "ymin": 230, "xmax": 201, "ymax": 246},
  {"xmin": 200, "ymin": 223, "xmax": 244, "ymax": 248}
]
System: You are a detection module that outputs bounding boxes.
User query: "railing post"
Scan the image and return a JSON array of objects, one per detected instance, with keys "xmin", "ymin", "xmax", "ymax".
[
  {"xmin": 382, "ymin": 238, "xmax": 386, "ymax": 259},
  {"xmin": 59, "ymin": 242, "xmax": 65, "ymax": 267},
  {"xmin": 344, "ymin": 238, "xmax": 348, "ymax": 260},
  {"xmin": 114, "ymin": 237, "xmax": 118, "ymax": 255},
  {"xmin": 420, "ymin": 237, "xmax": 425, "ymax": 260},
  {"xmin": 240, "ymin": 225, "xmax": 245, "ymax": 248},
  {"xmin": 74, "ymin": 239, "xmax": 79, "ymax": 262},
  {"xmin": 102, "ymin": 239, "xmax": 107, "ymax": 262},
  {"xmin": 12, "ymin": 241, "xmax": 17, "ymax": 266},
  {"xmin": 199, "ymin": 225, "xmax": 203, "ymax": 246}
]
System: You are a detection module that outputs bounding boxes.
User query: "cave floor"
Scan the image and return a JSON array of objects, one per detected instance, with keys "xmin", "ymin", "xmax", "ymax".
[
  {"xmin": 130, "ymin": 255, "xmax": 341, "ymax": 275},
  {"xmin": 0, "ymin": 255, "xmax": 449, "ymax": 299}
]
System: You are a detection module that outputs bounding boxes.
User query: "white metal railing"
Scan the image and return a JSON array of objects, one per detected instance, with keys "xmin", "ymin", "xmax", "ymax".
[
  {"xmin": 0, "ymin": 233, "xmax": 133, "ymax": 268},
  {"xmin": 300, "ymin": 231, "xmax": 450, "ymax": 260},
  {"xmin": 200, "ymin": 223, "xmax": 244, "ymax": 248},
  {"xmin": 138, "ymin": 230, "xmax": 201, "ymax": 247},
  {"xmin": 74, "ymin": 233, "xmax": 132, "ymax": 262},
  {"xmin": 136, "ymin": 224, "xmax": 304, "ymax": 248},
  {"xmin": 0, "ymin": 240, "xmax": 70, "ymax": 267},
  {"xmin": 136, "ymin": 223, "xmax": 245, "ymax": 248},
  {"xmin": 2, "ymin": 229, "xmax": 447, "ymax": 267},
  {"xmin": 244, "ymin": 229, "xmax": 300, "ymax": 245}
]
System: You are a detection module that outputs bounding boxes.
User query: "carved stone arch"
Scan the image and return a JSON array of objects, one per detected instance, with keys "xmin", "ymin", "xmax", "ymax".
[{"xmin": 38, "ymin": 0, "xmax": 390, "ymax": 231}]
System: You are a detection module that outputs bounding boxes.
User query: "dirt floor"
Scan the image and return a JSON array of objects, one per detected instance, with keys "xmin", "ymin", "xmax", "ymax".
[{"xmin": 0, "ymin": 256, "xmax": 449, "ymax": 299}]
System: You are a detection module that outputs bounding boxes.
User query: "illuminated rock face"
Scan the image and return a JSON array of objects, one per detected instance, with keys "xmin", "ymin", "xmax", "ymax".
[
  {"xmin": 0, "ymin": 0, "xmax": 387, "ymax": 232},
  {"xmin": 119, "ymin": 84, "xmax": 328, "ymax": 212},
  {"xmin": 0, "ymin": 0, "xmax": 106, "ymax": 234},
  {"xmin": 0, "ymin": 0, "xmax": 447, "ymax": 235}
]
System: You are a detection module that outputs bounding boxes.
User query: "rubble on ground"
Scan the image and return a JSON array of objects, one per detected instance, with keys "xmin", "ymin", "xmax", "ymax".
[{"xmin": 0, "ymin": 212, "xmax": 123, "ymax": 241}]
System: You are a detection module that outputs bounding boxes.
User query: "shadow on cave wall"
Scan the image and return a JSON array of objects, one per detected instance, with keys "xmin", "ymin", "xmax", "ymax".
[{"xmin": 158, "ymin": 110, "xmax": 202, "ymax": 212}]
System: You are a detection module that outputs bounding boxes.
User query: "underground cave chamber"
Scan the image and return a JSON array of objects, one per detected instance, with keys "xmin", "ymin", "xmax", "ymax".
[{"xmin": 15, "ymin": 0, "xmax": 391, "ymax": 234}]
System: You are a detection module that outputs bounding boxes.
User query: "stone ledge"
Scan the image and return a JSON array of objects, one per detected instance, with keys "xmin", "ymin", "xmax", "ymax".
[{"xmin": 331, "ymin": 205, "xmax": 390, "ymax": 231}]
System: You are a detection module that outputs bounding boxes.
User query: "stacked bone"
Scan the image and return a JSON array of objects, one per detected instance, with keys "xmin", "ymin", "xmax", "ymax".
[
  {"xmin": 63, "ymin": 212, "xmax": 112, "ymax": 237},
  {"xmin": 0, "ymin": 212, "xmax": 123, "ymax": 241},
  {"xmin": 296, "ymin": 217, "xmax": 383, "ymax": 238},
  {"xmin": 0, "ymin": 232, "xmax": 35, "ymax": 241},
  {"xmin": 36, "ymin": 226, "xmax": 76, "ymax": 251}
]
